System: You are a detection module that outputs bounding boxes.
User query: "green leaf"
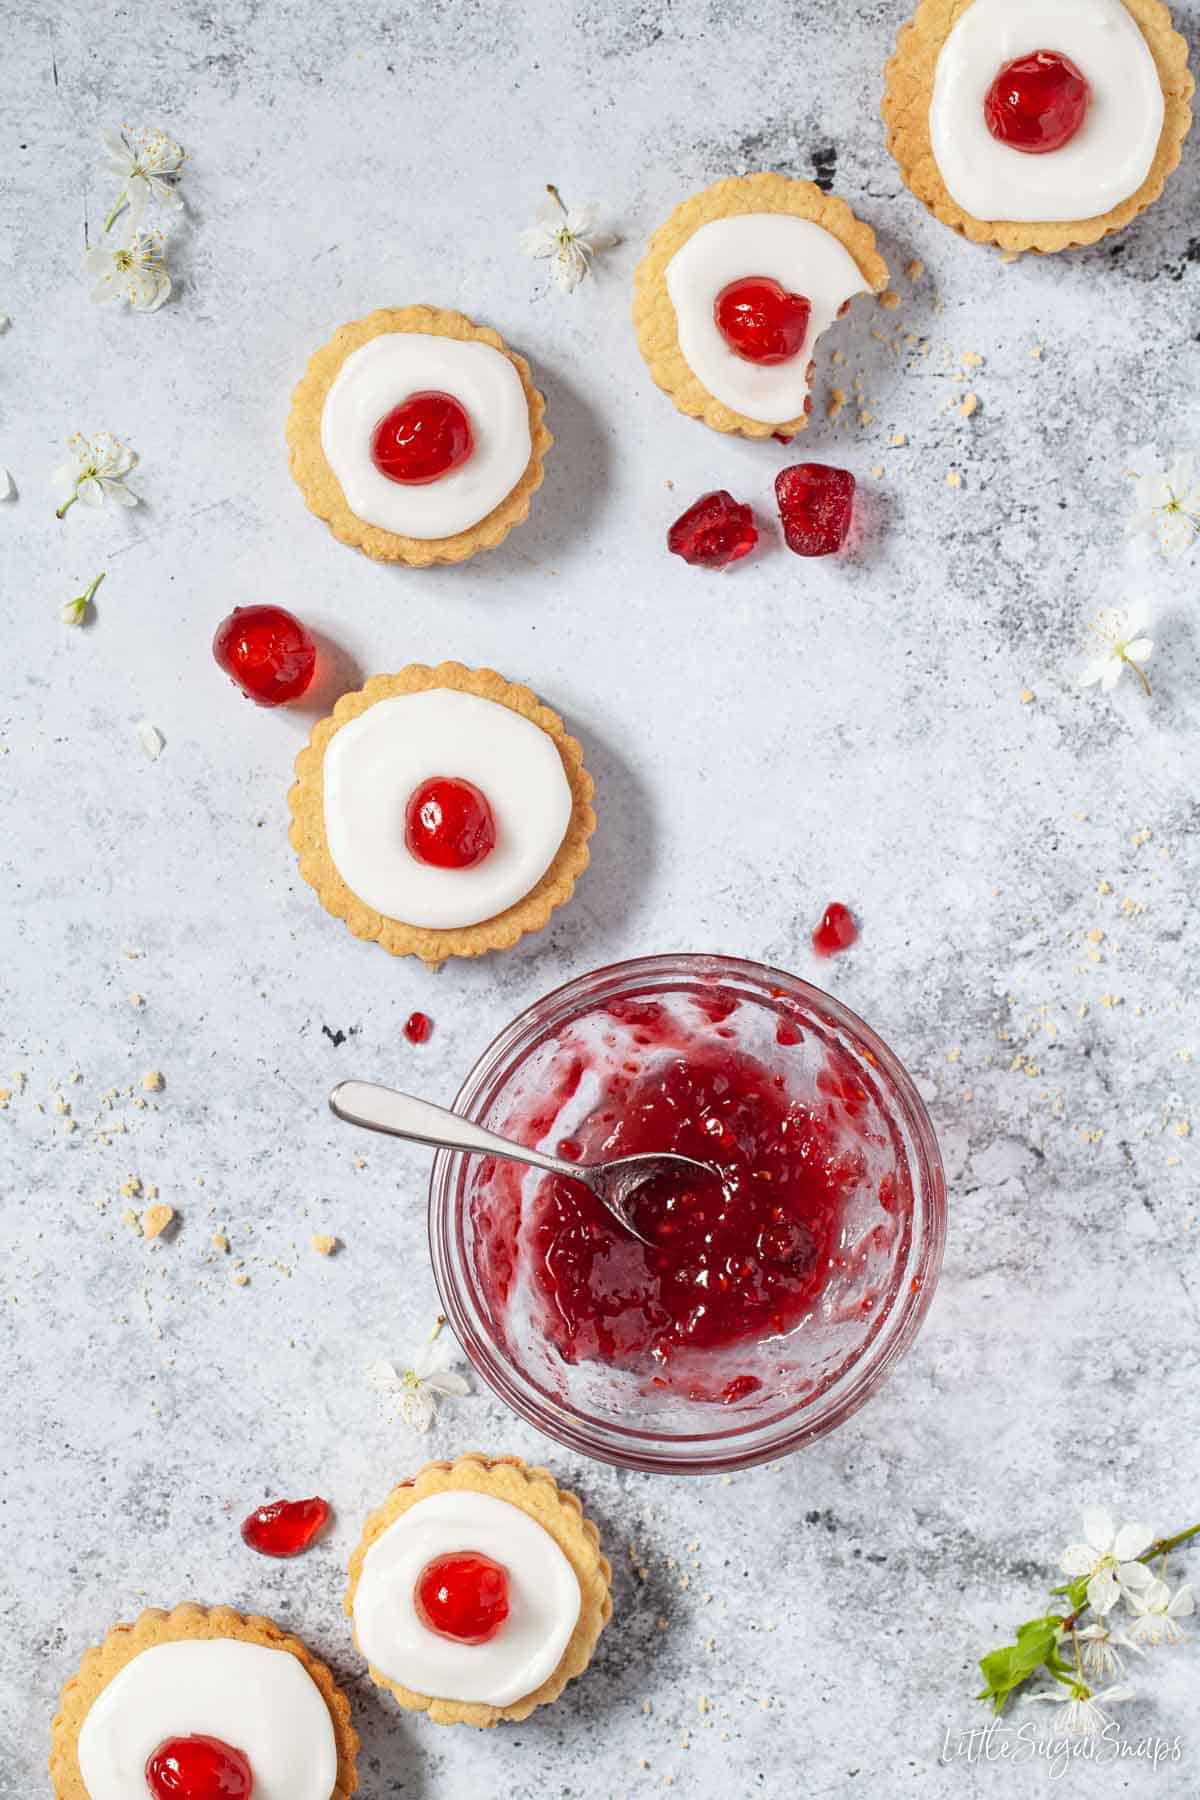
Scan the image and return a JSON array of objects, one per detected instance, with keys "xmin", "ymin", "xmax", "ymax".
[{"xmin": 976, "ymin": 1614, "xmax": 1068, "ymax": 1712}]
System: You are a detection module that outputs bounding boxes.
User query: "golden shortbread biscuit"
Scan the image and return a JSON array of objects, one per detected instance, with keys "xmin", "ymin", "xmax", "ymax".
[
  {"xmin": 345, "ymin": 1453, "xmax": 612, "ymax": 1728},
  {"xmin": 632, "ymin": 173, "xmax": 889, "ymax": 439},
  {"xmin": 49, "ymin": 1603, "xmax": 359, "ymax": 1797},
  {"xmin": 288, "ymin": 662, "xmax": 595, "ymax": 968},
  {"xmin": 286, "ymin": 305, "xmax": 552, "ymax": 566},
  {"xmin": 882, "ymin": 0, "xmax": 1194, "ymax": 253}
]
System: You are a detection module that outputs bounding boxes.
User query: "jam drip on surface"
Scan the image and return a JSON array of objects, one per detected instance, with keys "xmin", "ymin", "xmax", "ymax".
[
  {"xmin": 146, "ymin": 1734, "xmax": 254, "ymax": 1799},
  {"xmin": 984, "ymin": 51, "xmax": 1090, "ymax": 154},
  {"xmin": 415, "ymin": 1550, "xmax": 510, "ymax": 1644},
  {"xmin": 520, "ymin": 1045, "xmax": 863, "ymax": 1369}
]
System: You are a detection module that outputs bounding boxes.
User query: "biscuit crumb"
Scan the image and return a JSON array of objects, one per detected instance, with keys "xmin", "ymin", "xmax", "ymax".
[
  {"xmin": 960, "ymin": 392, "xmax": 979, "ymax": 418},
  {"xmin": 129, "ymin": 993, "xmax": 145, "ymax": 1008},
  {"xmin": 879, "ymin": 289, "xmax": 901, "ymax": 311},
  {"xmin": 232, "ymin": 1270, "xmax": 250, "ymax": 1287},
  {"xmin": 211, "ymin": 1232, "xmax": 230, "ymax": 1254},
  {"xmin": 1174, "ymin": 1121, "xmax": 1192, "ymax": 1139},
  {"xmin": 890, "ymin": 431, "xmax": 907, "ymax": 447},
  {"xmin": 1087, "ymin": 929, "xmax": 1105, "ymax": 944},
  {"xmin": 142, "ymin": 1070, "xmax": 164, "ymax": 1092},
  {"xmin": 1020, "ymin": 689, "xmax": 1034, "ymax": 705},
  {"xmin": 858, "ymin": 409, "xmax": 874, "ymax": 427},
  {"xmin": 905, "ymin": 258, "xmax": 924, "ymax": 282},
  {"xmin": 831, "ymin": 349, "xmax": 846, "ymax": 366},
  {"xmin": 1000, "ymin": 251, "xmax": 1021, "ymax": 265},
  {"xmin": 1030, "ymin": 345, "xmax": 1044, "ymax": 359},
  {"xmin": 1100, "ymin": 993, "xmax": 1123, "ymax": 1009},
  {"xmin": 1131, "ymin": 828, "xmax": 1152, "ymax": 848},
  {"xmin": 311, "ymin": 1233, "xmax": 340, "ymax": 1257},
  {"xmin": 869, "ymin": 464, "xmax": 884, "ymax": 479},
  {"xmin": 961, "ymin": 351, "xmax": 984, "ymax": 369},
  {"xmin": 1098, "ymin": 880, "xmax": 1113, "ymax": 895},
  {"xmin": 946, "ymin": 470, "xmax": 962, "ymax": 489},
  {"xmin": 142, "ymin": 1203, "xmax": 174, "ymax": 1240},
  {"xmin": 120, "ymin": 1208, "xmax": 140, "ymax": 1230},
  {"xmin": 0, "ymin": 1090, "xmax": 9, "ymax": 1109},
  {"xmin": 827, "ymin": 387, "xmax": 846, "ymax": 421},
  {"xmin": 945, "ymin": 1047, "xmax": 961, "ymax": 1064},
  {"xmin": 119, "ymin": 1176, "xmax": 143, "ymax": 1200}
]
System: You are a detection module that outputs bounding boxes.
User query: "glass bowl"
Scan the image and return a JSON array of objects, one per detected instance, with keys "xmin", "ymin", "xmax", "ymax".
[{"xmin": 429, "ymin": 953, "xmax": 945, "ymax": 1474}]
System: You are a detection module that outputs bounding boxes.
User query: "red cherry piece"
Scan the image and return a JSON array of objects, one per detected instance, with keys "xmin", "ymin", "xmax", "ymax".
[
  {"xmin": 405, "ymin": 776, "xmax": 497, "ymax": 870},
  {"xmin": 812, "ymin": 902, "xmax": 859, "ymax": 958},
  {"xmin": 984, "ymin": 51, "xmax": 1090, "ymax": 154},
  {"xmin": 240, "ymin": 1495, "xmax": 330, "ymax": 1558},
  {"xmin": 146, "ymin": 1734, "xmax": 254, "ymax": 1799},
  {"xmin": 404, "ymin": 1011, "xmax": 433, "ymax": 1045},
  {"xmin": 212, "ymin": 605, "xmax": 317, "ymax": 708},
  {"xmin": 714, "ymin": 276, "xmax": 812, "ymax": 365},
  {"xmin": 667, "ymin": 490, "xmax": 758, "ymax": 570},
  {"xmin": 775, "ymin": 463, "xmax": 855, "ymax": 557},
  {"xmin": 370, "ymin": 391, "xmax": 474, "ymax": 485},
  {"xmin": 414, "ymin": 1551, "xmax": 510, "ymax": 1645}
]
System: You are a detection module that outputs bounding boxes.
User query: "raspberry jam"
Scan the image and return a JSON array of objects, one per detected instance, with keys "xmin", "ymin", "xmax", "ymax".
[
  {"xmin": 714, "ymin": 276, "xmax": 812, "ymax": 364},
  {"xmin": 667, "ymin": 490, "xmax": 758, "ymax": 569},
  {"xmin": 146, "ymin": 1735, "xmax": 253, "ymax": 1799},
  {"xmin": 467, "ymin": 981, "xmax": 912, "ymax": 1401},
  {"xmin": 212, "ymin": 605, "xmax": 317, "ymax": 707},
  {"xmin": 404, "ymin": 1010, "xmax": 433, "ymax": 1045},
  {"xmin": 415, "ymin": 1551, "xmax": 510, "ymax": 1644},
  {"xmin": 775, "ymin": 462, "xmax": 855, "ymax": 557},
  {"xmin": 240, "ymin": 1495, "xmax": 330, "ymax": 1558},
  {"xmin": 405, "ymin": 777, "xmax": 497, "ymax": 869},
  {"xmin": 371, "ymin": 391, "xmax": 474, "ymax": 485},
  {"xmin": 984, "ymin": 51, "xmax": 1090, "ymax": 154},
  {"xmin": 812, "ymin": 903, "xmax": 859, "ymax": 958}
]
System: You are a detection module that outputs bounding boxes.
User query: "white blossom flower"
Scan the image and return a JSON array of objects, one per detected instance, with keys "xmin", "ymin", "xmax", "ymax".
[
  {"xmin": 0, "ymin": 468, "xmax": 12, "ymax": 500},
  {"xmin": 1031, "ymin": 1681, "xmax": 1134, "ymax": 1738},
  {"xmin": 84, "ymin": 231, "xmax": 172, "ymax": 313},
  {"xmin": 137, "ymin": 721, "xmax": 164, "ymax": 761},
  {"xmin": 1129, "ymin": 450, "xmax": 1200, "ymax": 557},
  {"xmin": 519, "ymin": 185, "xmax": 618, "ymax": 293},
  {"xmin": 102, "ymin": 125, "xmax": 186, "ymax": 231},
  {"xmin": 1126, "ymin": 1579, "xmax": 1193, "ymax": 1649},
  {"xmin": 53, "ymin": 433, "xmax": 139, "ymax": 518},
  {"xmin": 1073, "ymin": 1620, "xmax": 1138, "ymax": 1680},
  {"xmin": 366, "ymin": 1328, "xmax": 469, "ymax": 1433},
  {"xmin": 1061, "ymin": 1507, "xmax": 1157, "ymax": 1615},
  {"xmin": 1078, "ymin": 604, "xmax": 1154, "ymax": 698},
  {"xmin": 61, "ymin": 572, "xmax": 106, "ymax": 626}
]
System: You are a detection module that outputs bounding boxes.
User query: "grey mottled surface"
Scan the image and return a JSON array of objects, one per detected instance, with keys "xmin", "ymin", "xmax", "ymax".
[{"xmin": 2, "ymin": 1, "xmax": 1199, "ymax": 1795}]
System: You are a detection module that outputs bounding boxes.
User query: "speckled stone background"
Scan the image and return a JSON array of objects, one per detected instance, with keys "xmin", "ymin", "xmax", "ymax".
[{"xmin": 3, "ymin": 1, "xmax": 1199, "ymax": 1795}]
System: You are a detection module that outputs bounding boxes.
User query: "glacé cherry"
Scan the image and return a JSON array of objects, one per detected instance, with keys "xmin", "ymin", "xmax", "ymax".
[
  {"xmin": 371, "ymin": 391, "xmax": 474, "ymax": 485},
  {"xmin": 146, "ymin": 1734, "xmax": 253, "ymax": 1799},
  {"xmin": 240, "ymin": 1495, "xmax": 330, "ymax": 1558},
  {"xmin": 984, "ymin": 51, "xmax": 1090, "ymax": 154},
  {"xmin": 405, "ymin": 776, "xmax": 497, "ymax": 869},
  {"xmin": 667, "ymin": 490, "xmax": 758, "ymax": 570},
  {"xmin": 775, "ymin": 462, "xmax": 855, "ymax": 556},
  {"xmin": 415, "ymin": 1550, "xmax": 510, "ymax": 1644},
  {"xmin": 714, "ymin": 276, "xmax": 811, "ymax": 365},
  {"xmin": 212, "ymin": 605, "xmax": 317, "ymax": 707}
]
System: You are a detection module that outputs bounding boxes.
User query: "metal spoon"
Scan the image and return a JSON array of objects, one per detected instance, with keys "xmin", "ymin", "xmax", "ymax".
[{"xmin": 328, "ymin": 1079, "xmax": 719, "ymax": 1248}]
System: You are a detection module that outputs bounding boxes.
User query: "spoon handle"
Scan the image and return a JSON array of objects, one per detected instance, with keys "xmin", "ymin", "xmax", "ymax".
[{"xmin": 328, "ymin": 1080, "xmax": 573, "ymax": 1180}]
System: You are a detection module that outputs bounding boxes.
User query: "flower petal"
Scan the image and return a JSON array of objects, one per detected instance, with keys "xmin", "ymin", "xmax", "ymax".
[
  {"xmin": 519, "ymin": 225, "xmax": 555, "ymax": 259},
  {"xmin": 1169, "ymin": 1585, "xmax": 1195, "ymax": 1619},
  {"xmin": 1113, "ymin": 1522, "xmax": 1154, "ymax": 1561},
  {"xmin": 1124, "ymin": 638, "xmax": 1153, "ymax": 662},
  {"xmin": 1088, "ymin": 1567, "xmax": 1121, "ymax": 1615},
  {"xmin": 0, "ymin": 467, "xmax": 11, "ymax": 500},
  {"xmin": 1061, "ymin": 1543, "xmax": 1098, "ymax": 1578},
  {"xmin": 399, "ymin": 1386, "xmax": 436, "ymax": 1432},
  {"xmin": 1117, "ymin": 1558, "xmax": 1156, "ymax": 1593},
  {"xmin": 1099, "ymin": 659, "xmax": 1122, "ymax": 692},
  {"xmin": 423, "ymin": 1372, "xmax": 470, "ymax": 1398},
  {"xmin": 101, "ymin": 479, "xmax": 139, "ymax": 507},
  {"xmin": 76, "ymin": 476, "xmax": 104, "ymax": 507},
  {"xmin": 125, "ymin": 173, "xmax": 149, "ymax": 228}
]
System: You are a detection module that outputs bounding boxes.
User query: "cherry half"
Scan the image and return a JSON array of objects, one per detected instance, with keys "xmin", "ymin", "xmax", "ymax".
[
  {"xmin": 212, "ymin": 605, "xmax": 317, "ymax": 707},
  {"xmin": 370, "ymin": 391, "xmax": 474, "ymax": 485},
  {"xmin": 714, "ymin": 276, "xmax": 812, "ymax": 365},
  {"xmin": 775, "ymin": 463, "xmax": 856, "ymax": 557},
  {"xmin": 146, "ymin": 1734, "xmax": 254, "ymax": 1799},
  {"xmin": 667, "ymin": 490, "xmax": 758, "ymax": 570},
  {"xmin": 984, "ymin": 51, "xmax": 1090, "ymax": 154},
  {"xmin": 240, "ymin": 1495, "xmax": 330, "ymax": 1558},
  {"xmin": 405, "ymin": 777, "xmax": 497, "ymax": 870},
  {"xmin": 404, "ymin": 1011, "xmax": 433, "ymax": 1045},
  {"xmin": 414, "ymin": 1551, "xmax": 510, "ymax": 1645}
]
